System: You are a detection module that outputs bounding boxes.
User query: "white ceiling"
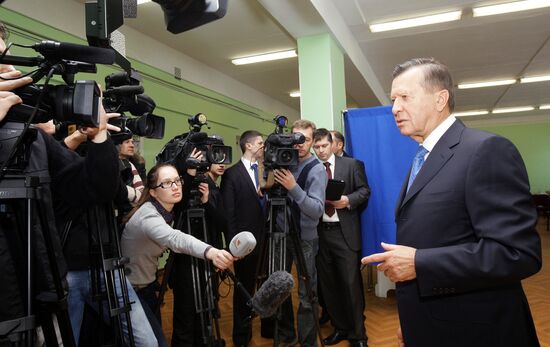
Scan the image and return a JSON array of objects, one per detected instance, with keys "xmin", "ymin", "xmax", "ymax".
[{"xmin": 91, "ymin": 0, "xmax": 550, "ymax": 124}]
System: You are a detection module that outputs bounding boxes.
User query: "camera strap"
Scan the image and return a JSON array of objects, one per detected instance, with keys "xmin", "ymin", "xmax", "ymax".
[{"xmin": 290, "ymin": 159, "xmax": 321, "ymax": 236}]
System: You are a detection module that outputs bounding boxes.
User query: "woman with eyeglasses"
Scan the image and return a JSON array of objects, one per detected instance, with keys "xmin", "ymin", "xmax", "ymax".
[{"xmin": 121, "ymin": 163, "xmax": 234, "ymax": 346}]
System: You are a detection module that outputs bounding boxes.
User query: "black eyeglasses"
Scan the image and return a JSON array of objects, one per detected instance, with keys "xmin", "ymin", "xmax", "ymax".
[{"xmin": 153, "ymin": 177, "xmax": 183, "ymax": 189}]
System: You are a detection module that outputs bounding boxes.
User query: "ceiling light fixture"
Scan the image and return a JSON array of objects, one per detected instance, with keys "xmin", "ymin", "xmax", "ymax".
[
  {"xmin": 137, "ymin": 0, "xmax": 152, "ymax": 4},
  {"xmin": 473, "ymin": 0, "xmax": 550, "ymax": 17},
  {"xmin": 289, "ymin": 91, "xmax": 301, "ymax": 98},
  {"xmin": 492, "ymin": 106, "xmax": 534, "ymax": 114},
  {"xmin": 457, "ymin": 79, "xmax": 516, "ymax": 89},
  {"xmin": 231, "ymin": 50, "xmax": 297, "ymax": 65},
  {"xmin": 369, "ymin": 10, "xmax": 462, "ymax": 33},
  {"xmin": 454, "ymin": 110, "xmax": 489, "ymax": 117},
  {"xmin": 520, "ymin": 74, "xmax": 550, "ymax": 83},
  {"xmin": 540, "ymin": 104, "xmax": 550, "ymax": 110}
]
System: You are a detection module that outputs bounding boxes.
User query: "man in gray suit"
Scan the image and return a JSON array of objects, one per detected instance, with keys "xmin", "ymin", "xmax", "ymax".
[{"xmin": 313, "ymin": 128, "xmax": 370, "ymax": 347}]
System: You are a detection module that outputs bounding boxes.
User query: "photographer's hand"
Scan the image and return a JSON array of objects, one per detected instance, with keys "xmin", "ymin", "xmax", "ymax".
[
  {"xmin": 186, "ymin": 148, "xmax": 204, "ymax": 176},
  {"xmin": 198, "ymin": 182, "xmax": 209, "ymax": 204},
  {"xmin": 0, "ymin": 91, "xmax": 22, "ymax": 122},
  {"xmin": 0, "ymin": 70, "xmax": 33, "ymax": 90},
  {"xmin": 82, "ymin": 101, "xmax": 120, "ymax": 143},
  {"xmin": 0, "ymin": 70, "xmax": 33, "ymax": 122},
  {"xmin": 273, "ymin": 168, "xmax": 296, "ymax": 190}
]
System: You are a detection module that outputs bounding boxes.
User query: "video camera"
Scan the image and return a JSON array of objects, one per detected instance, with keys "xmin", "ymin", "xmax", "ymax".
[
  {"xmin": 1, "ymin": 41, "xmax": 116, "ymax": 126},
  {"xmin": 156, "ymin": 113, "xmax": 231, "ymax": 206},
  {"xmin": 103, "ymin": 70, "xmax": 165, "ymax": 142},
  {"xmin": 263, "ymin": 115, "xmax": 304, "ymax": 171}
]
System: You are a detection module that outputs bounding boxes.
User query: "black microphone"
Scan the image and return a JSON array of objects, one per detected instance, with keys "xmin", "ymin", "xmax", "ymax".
[
  {"xmin": 103, "ymin": 85, "xmax": 144, "ymax": 97},
  {"xmin": 32, "ymin": 41, "xmax": 116, "ymax": 65}
]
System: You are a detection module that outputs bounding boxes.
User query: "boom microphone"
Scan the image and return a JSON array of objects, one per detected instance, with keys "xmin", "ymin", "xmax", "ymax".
[
  {"xmin": 103, "ymin": 85, "xmax": 144, "ymax": 97},
  {"xmin": 250, "ymin": 271, "xmax": 294, "ymax": 318},
  {"xmin": 229, "ymin": 231, "xmax": 256, "ymax": 258},
  {"xmin": 32, "ymin": 41, "xmax": 116, "ymax": 65}
]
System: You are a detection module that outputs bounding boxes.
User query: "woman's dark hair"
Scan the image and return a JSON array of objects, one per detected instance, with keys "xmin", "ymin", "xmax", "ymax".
[{"xmin": 123, "ymin": 163, "xmax": 177, "ymax": 223}]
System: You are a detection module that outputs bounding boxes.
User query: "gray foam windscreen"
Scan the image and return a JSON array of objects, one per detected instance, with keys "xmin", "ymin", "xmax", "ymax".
[
  {"xmin": 123, "ymin": 0, "xmax": 138, "ymax": 18},
  {"xmin": 251, "ymin": 271, "xmax": 294, "ymax": 318}
]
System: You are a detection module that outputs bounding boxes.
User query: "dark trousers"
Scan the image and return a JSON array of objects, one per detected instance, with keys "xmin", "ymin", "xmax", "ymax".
[
  {"xmin": 171, "ymin": 254, "xmax": 217, "ymax": 347},
  {"xmin": 317, "ymin": 222, "xmax": 367, "ymax": 342},
  {"xmin": 232, "ymin": 251, "xmax": 260, "ymax": 347}
]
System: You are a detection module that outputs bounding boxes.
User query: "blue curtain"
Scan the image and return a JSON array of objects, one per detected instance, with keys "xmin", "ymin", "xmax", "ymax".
[{"xmin": 344, "ymin": 106, "xmax": 417, "ymax": 256}]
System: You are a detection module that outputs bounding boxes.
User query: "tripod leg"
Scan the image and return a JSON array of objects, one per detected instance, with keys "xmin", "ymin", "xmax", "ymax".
[
  {"xmin": 285, "ymin": 205, "xmax": 325, "ymax": 347},
  {"xmin": 34, "ymin": 199, "xmax": 77, "ymax": 347}
]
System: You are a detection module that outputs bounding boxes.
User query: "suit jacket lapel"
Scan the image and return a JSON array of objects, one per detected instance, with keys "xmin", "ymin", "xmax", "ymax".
[
  {"xmin": 236, "ymin": 161, "xmax": 260, "ymax": 201},
  {"xmin": 399, "ymin": 120, "xmax": 464, "ymax": 209}
]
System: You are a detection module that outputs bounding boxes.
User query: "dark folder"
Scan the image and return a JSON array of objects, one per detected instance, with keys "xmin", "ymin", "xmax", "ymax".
[{"xmin": 326, "ymin": 179, "xmax": 345, "ymax": 201}]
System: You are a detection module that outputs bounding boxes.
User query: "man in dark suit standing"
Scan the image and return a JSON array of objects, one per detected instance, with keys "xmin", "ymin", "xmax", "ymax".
[
  {"xmin": 313, "ymin": 128, "xmax": 370, "ymax": 347},
  {"xmin": 330, "ymin": 130, "xmax": 351, "ymax": 158},
  {"xmin": 362, "ymin": 58, "xmax": 542, "ymax": 347},
  {"xmin": 220, "ymin": 130, "xmax": 265, "ymax": 347}
]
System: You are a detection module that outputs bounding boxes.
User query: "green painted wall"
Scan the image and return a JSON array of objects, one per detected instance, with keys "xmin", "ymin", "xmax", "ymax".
[
  {"xmin": 476, "ymin": 123, "xmax": 550, "ymax": 193},
  {"xmin": 298, "ymin": 34, "xmax": 346, "ymax": 131},
  {"xmin": 1, "ymin": 7, "xmax": 277, "ymax": 169}
]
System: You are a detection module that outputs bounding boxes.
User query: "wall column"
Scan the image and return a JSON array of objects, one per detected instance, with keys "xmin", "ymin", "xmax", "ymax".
[{"xmin": 297, "ymin": 33, "xmax": 346, "ymax": 131}]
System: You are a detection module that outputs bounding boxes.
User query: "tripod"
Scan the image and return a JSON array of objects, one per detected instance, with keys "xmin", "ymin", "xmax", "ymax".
[
  {"xmin": 86, "ymin": 204, "xmax": 136, "ymax": 347},
  {"xmin": 157, "ymin": 189, "xmax": 223, "ymax": 347},
  {"xmin": 256, "ymin": 184, "xmax": 325, "ymax": 347},
  {"xmin": 0, "ymin": 174, "xmax": 76, "ymax": 347}
]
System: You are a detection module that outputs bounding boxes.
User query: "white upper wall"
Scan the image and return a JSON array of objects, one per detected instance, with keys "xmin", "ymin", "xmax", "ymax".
[{"xmin": 4, "ymin": 0, "xmax": 299, "ymax": 119}]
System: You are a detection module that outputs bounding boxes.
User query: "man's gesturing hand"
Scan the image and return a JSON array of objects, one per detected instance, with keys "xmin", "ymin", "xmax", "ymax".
[{"xmin": 361, "ymin": 242, "xmax": 417, "ymax": 283}]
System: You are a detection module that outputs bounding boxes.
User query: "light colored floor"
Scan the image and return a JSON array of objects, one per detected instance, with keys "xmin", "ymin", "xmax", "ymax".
[{"xmin": 161, "ymin": 218, "xmax": 550, "ymax": 347}]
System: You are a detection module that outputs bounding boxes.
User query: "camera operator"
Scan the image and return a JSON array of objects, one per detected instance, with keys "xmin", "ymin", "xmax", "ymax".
[
  {"xmin": 114, "ymin": 135, "xmax": 145, "ymax": 225},
  {"xmin": 51, "ymin": 122, "xmax": 162, "ymax": 347},
  {"xmin": 121, "ymin": 163, "xmax": 235, "ymax": 347},
  {"xmin": 205, "ymin": 163, "xmax": 228, "ymax": 247},
  {"xmin": 170, "ymin": 148, "xmax": 227, "ymax": 347},
  {"xmin": 272, "ymin": 119, "xmax": 327, "ymax": 347},
  {"xmin": 0, "ymin": 21, "xmax": 152, "ymax": 346}
]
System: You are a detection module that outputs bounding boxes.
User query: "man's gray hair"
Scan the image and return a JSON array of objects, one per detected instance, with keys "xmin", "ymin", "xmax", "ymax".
[{"xmin": 393, "ymin": 58, "xmax": 455, "ymax": 112}]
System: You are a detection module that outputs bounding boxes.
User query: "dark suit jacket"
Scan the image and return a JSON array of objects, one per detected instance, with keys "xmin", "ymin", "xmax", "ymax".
[
  {"xmin": 395, "ymin": 120, "xmax": 542, "ymax": 346},
  {"xmin": 331, "ymin": 156, "xmax": 370, "ymax": 251},
  {"xmin": 220, "ymin": 160, "xmax": 265, "ymax": 241}
]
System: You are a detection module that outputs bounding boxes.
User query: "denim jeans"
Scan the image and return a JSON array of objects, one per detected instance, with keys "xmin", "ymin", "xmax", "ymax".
[
  {"xmin": 136, "ymin": 281, "xmax": 168, "ymax": 347},
  {"xmin": 277, "ymin": 237, "xmax": 319, "ymax": 347},
  {"xmin": 67, "ymin": 270, "xmax": 158, "ymax": 346}
]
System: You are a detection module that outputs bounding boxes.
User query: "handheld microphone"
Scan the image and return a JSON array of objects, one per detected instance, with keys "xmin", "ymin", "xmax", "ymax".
[
  {"xmin": 32, "ymin": 41, "xmax": 116, "ymax": 65},
  {"xmin": 229, "ymin": 231, "xmax": 256, "ymax": 258},
  {"xmin": 224, "ymin": 233, "xmax": 293, "ymax": 318}
]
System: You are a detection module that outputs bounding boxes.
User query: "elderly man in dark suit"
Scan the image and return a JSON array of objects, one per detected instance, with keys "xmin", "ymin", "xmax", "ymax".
[
  {"xmin": 220, "ymin": 130, "xmax": 266, "ymax": 347},
  {"xmin": 313, "ymin": 128, "xmax": 370, "ymax": 347},
  {"xmin": 362, "ymin": 58, "xmax": 542, "ymax": 347}
]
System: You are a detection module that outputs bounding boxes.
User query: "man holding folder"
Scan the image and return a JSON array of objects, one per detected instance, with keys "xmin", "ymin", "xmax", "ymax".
[{"xmin": 312, "ymin": 128, "xmax": 371, "ymax": 347}]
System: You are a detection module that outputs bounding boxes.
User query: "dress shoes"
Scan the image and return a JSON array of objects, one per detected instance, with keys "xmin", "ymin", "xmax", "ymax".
[
  {"xmin": 349, "ymin": 339, "xmax": 368, "ymax": 347},
  {"xmin": 323, "ymin": 331, "xmax": 348, "ymax": 345}
]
